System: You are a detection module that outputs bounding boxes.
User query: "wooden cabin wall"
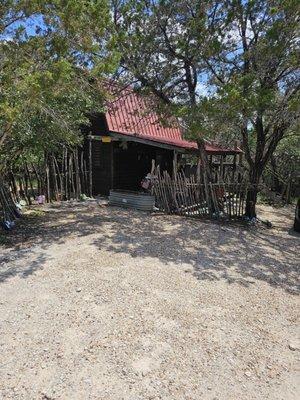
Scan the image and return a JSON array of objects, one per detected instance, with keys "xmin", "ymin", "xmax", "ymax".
[{"xmin": 91, "ymin": 140, "xmax": 112, "ymax": 195}]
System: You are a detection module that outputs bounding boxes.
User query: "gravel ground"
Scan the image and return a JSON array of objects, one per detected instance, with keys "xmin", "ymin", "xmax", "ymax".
[{"xmin": 0, "ymin": 201, "xmax": 299, "ymax": 400}]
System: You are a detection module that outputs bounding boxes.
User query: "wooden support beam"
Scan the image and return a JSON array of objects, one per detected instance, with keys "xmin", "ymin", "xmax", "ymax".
[{"xmin": 109, "ymin": 132, "xmax": 188, "ymax": 153}]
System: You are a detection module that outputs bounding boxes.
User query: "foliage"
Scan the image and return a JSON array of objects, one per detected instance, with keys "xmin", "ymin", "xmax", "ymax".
[
  {"xmin": 263, "ymin": 132, "xmax": 300, "ymax": 199},
  {"xmin": 0, "ymin": 0, "xmax": 115, "ymax": 172},
  {"xmin": 111, "ymin": 0, "xmax": 300, "ymax": 216}
]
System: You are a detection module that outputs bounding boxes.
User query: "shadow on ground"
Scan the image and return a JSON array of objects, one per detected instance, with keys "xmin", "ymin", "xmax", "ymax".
[{"xmin": 0, "ymin": 201, "xmax": 299, "ymax": 294}]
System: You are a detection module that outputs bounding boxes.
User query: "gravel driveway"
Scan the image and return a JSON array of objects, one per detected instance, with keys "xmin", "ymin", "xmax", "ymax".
[{"xmin": 0, "ymin": 201, "xmax": 299, "ymax": 399}]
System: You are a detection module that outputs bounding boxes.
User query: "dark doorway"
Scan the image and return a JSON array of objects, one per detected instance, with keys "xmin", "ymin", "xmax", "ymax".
[{"xmin": 113, "ymin": 142, "xmax": 156, "ymax": 191}]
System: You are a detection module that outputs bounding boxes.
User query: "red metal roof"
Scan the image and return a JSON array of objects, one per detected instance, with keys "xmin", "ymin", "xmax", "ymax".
[{"xmin": 105, "ymin": 85, "xmax": 241, "ymax": 154}]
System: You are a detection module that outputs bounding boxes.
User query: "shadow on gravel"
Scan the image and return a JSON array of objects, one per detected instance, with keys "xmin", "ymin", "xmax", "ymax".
[
  {"xmin": 0, "ymin": 201, "xmax": 299, "ymax": 294},
  {"xmin": 0, "ymin": 252, "xmax": 48, "ymax": 283},
  {"xmin": 0, "ymin": 203, "xmax": 100, "ymax": 284},
  {"xmin": 91, "ymin": 207, "xmax": 299, "ymax": 295}
]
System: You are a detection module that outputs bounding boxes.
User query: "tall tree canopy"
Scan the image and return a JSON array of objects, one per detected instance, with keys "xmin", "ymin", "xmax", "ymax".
[
  {"xmin": 0, "ymin": 0, "xmax": 115, "ymax": 172},
  {"xmin": 111, "ymin": 0, "xmax": 300, "ymax": 217}
]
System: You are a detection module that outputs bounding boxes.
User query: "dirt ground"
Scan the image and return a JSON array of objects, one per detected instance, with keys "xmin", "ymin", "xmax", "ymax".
[{"xmin": 0, "ymin": 201, "xmax": 299, "ymax": 400}]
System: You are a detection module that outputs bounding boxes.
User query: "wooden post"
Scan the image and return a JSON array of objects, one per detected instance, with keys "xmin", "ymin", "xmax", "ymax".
[
  {"xmin": 232, "ymin": 154, "xmax": 237, "ymax": 180},
  {"xmin": 46, "ymin": 164, "xmax": 50, "ymax": 202},
  {"xmin": 89, "ymin": 136, "xmax": 93, "ymax": 197},
  {"xmin": 53, "ymin": 155, "xmax": 63, "ymax": 199},
  {"xmin": 220, "ymin": 155, "xmax": 224, "ymax": 179},
  {"xmin": 80, "ymin": 150, "xmax": 85, "ymax": 195},
  {"xmin": 173, "ymin": 150, "xmax": 178, "ymax": 179},
  {"xmin": 64, "ymin": 147, "xmax": 68, "ymax": 200},
  {"xmin": 69, "ymin": 152, "xmax": 75, "ymax": 199},
  {"xmin": 74, "ymin": 148, "xmax": 81, "ymax": 199},
  {"xmin": 110, "ymin": 142, "xmax": 114, "ymax": 190},
  {"xmin": 151, "ymin": 159, "xmax": 155, "ymax": 175},
  {"xmin": 51, "ymin": 156, "xmax": 59, "ymax": 201},
  {"xmin": 196, "ymin": 157, "xmax": 201, "ymax": 183},
  {"xmin": 197, "ymin": 139, "xmax": 213, "ymax": 215}
]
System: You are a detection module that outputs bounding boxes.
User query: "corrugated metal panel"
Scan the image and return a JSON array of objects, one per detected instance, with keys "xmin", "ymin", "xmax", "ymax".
[
  {"xmin": 109, "ymin": 190, "xmax": 155, "ymax": 211},
  {"xmin": 105, "ymin": 84, "xmax": 242, "ymax": 154}
]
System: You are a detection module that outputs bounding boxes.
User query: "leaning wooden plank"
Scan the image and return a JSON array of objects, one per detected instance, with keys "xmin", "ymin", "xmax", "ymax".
[
  {"xmin": 190, "ymin": 176, "xmax": 199, "ymax": 216},
  {"xmin": 159, "ymin": 169, "xmax": 170, "ymax": 213},
  {"xmin": 176, "ymin": 172, "xmax": 185, "ymax": 215},
  {"xmin": 180, "ymin": 172, "xmax": 189, "ymax": 216},
  {"xmin": 156, "ymin": 168, "xmax": 165, "ymax": 212}
]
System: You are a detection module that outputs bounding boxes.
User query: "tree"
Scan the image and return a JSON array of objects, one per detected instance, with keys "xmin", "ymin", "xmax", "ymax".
[
  {"xmin": 0, "ymin": 0, "xmax": 115, "ymax": 173},
  {"xmin": 204, "ymin": 0, "xmax": 300, "ymax": 217},
  {"xmin": 111, "ymin": 0, "xmax": 300, "ymax": 217},
  {"xmin": 264, "ymin": 130, "xmax": 300, "ymax": 199}
]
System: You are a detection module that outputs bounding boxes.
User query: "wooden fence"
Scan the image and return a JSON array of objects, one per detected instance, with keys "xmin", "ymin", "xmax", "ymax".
[
  {"xmin": 6, "ymin": 146, "xmax": 92, "ymax": 205},
  {"xmin": 1, "ymin": 144, "xmax": 94, "ymax": 227},
  {"xmin": 151, "ymin": 169, "xmax": 251, "ymax": 220}
]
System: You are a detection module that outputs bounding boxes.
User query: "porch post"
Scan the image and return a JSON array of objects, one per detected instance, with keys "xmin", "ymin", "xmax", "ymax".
[
  {"xmin": 220, "ymin": 155, "xmax": 225, "ymax": 179},
  {"xmin": 110, "ymin": 142, "xmax": 114, "ymax": 190},
  {"xmin": 196, "ymin": 155, "xmax": 201, "ymax": 183},
  {"xmin": 173, "ymin": 150, "xmax": 178, "ymax": 179}
]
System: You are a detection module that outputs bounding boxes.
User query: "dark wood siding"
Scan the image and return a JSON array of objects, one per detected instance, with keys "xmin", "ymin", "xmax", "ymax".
[{"xmin": 92, "ymin": 140, "xmax": 112, "ymax": 195}]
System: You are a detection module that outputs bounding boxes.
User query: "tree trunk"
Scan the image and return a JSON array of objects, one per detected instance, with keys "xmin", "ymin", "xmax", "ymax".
[
  {"xmin": 245, "ymin": 165, "xmax": 262, "ymax": 218},
  {"xmin": 270, "ymin": 155, "xmax": 281, "ymax": 193},
  {"xmin": 197, "ymin": 139, "xmax": 213, "ymax": 182},
  {"xmin": 197, "ymin": 138, "xmax": 214, "ymax": 214}
]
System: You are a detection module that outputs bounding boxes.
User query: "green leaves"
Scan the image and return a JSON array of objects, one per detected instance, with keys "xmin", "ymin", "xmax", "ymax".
[{"xmin": 0, "ymin": 0, "xmax": 114, "ymax": 171}]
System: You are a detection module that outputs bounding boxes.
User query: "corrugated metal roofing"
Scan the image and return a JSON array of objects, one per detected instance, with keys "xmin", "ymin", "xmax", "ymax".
[{"xmin": 105, "ymin": 85, "xmax": 241, "ymax": 154}]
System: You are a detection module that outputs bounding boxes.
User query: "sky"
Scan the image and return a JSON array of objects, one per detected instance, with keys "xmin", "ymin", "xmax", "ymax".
[{"xmin": 1, "ymin": 13, "xmax": 45, "ymax": 41}]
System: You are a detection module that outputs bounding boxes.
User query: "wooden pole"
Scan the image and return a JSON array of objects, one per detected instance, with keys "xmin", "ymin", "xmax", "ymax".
[
  {"xmin": 51, "ymin": 155, "xmax": 59, "ymax": 201},
  {"xmin": 64, "ymin": 147, "xmax": 69, "ymax": 200},
  {"xmin": 110, "ymin": 142, "xmax": 114, "ymax": 191},
  {"xmin": 69, "ymin": 152, "xmax": 75, "ymax": 199},
  {"xmin": 173, "ymin": 150, "xmax": 178, "ymax": 179},
  {"xmin": 74, "ymin": 148, "xmax": 81, "ymax": 199},
  {"xmin": 53, "ymin": 155, "xmax": 63, "ymax": 199},
  {"xmin": 80, "ymin": 149, "xmax": 85, "ymax": 194},
  {"xmin": 89, "ymin": 137, "xmax": 93, "ymax": 197}
]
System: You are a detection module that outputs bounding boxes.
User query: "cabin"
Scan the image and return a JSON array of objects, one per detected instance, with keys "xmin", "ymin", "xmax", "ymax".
[{"xmin": 86, "ymin": 85, "xmax": 242, "ymax": 196}]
